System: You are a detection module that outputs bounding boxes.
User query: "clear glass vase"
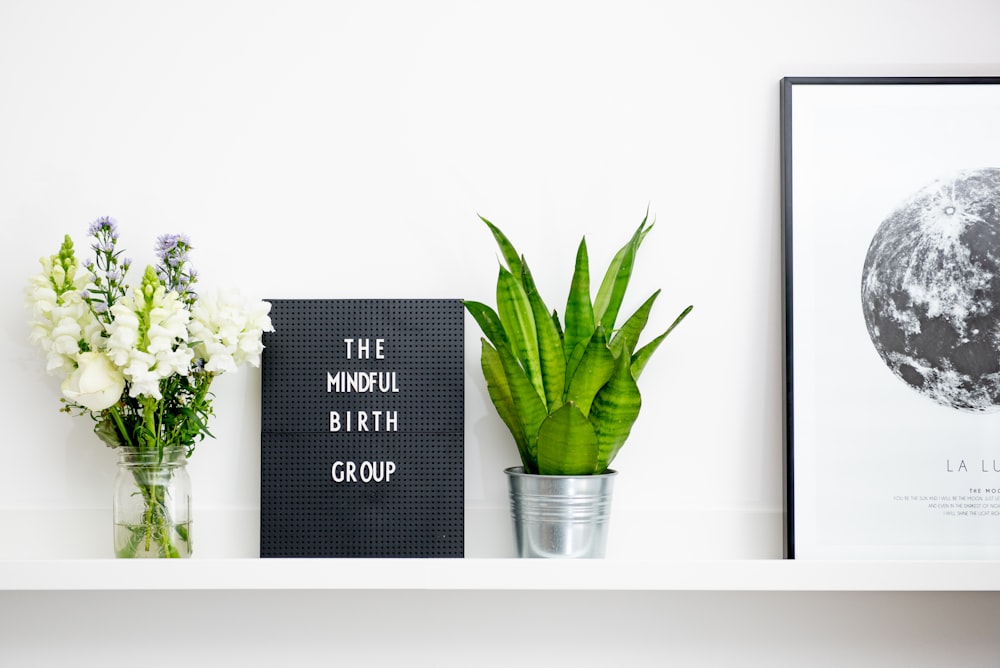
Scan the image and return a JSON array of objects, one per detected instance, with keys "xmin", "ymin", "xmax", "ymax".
[{"xmin": 113, "ymin": 446, "xmax": 192, "ymax": 558}]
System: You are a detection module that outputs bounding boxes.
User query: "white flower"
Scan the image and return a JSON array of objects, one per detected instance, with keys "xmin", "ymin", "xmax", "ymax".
[
  {"xmin": 105, "ymin": 303, "xmax": 140, "ymax": 367},
  {"xmin": 51, "ymin": 316, "xmax": 83, "ymax": 355},
  {"xmin": 157, "ymin": 346, "xmax": 194, "ymax": 378},
  {"xmin": 25, "ymin": 267, "xmax": 98, "ymax": 377},
  {"xmin": 123, "ymin": 350, "xmax": 163, "ymax": 399},
  {"xmin": 61, "ymin": 351, "xmax": 126, "ymax": 411},
  {"xmin": 189, "ymin": 290, "xmax": 273, "ymax": 373},
  {"xmin": 105, "ymin": 286, "xmax": 196, "ymax": 399}
]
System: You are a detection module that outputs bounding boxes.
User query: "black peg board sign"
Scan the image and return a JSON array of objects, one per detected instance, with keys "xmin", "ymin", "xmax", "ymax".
[{"xmin": 260, "ymin": 299, "xmax": 464, "ymax": 558}]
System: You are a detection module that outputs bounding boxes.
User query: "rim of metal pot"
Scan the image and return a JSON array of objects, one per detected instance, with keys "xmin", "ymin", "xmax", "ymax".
[{"xmin": 504, "ymin": 466, "xmax": 618, "ymax": 478}]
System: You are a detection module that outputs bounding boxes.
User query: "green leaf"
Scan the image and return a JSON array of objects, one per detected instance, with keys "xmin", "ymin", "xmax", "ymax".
[
  {"xmin": 479, "ymin": 214, "xmax": 523, "ymax": 278},
  {"xmin": 496, "ymin": 266, "xmax": 544, "ymax": 401},
  {"xmin": 464, "ymin": 300, "xmax": 509, "ymax": 351},
  {"xmin": 631, "ymin": 304, "xmax": 693, "ymax": 379},
  {"xmin": 550, "ymin": 309, "xmax": 563, "ymax": 342},
  {"xmin": 563, "ymin": 237, "xmax": 595, "ymax": 363},
  {"xmin": 93, "ymin": 417, "xmax": 123, "ymax": 449},
  {"xmin": 593, "ymin": 216, "xmax": 652, "ymax": 332},
  {"xmin": 564, "ymin": 335, "xmax": 590, "ymax": 394},
  {"xmin": 466, "ymin": 300, "xmax": 548, "ymax": 470},
  {"xmin": 178, "ymin": 406, "xmax": 213, "ymax": 438},
  {"xmin": 482, "ymin": 338, "xmax": 548, "ymax": 472},
  {"xmin": 609, "ymin": 289, "xmax": 660, "ymax": 359},
  {"xmin": 480, "ymin": 340, "xmax": 532, "ymax": 470},
  {"xmin": 564, "ymin": 326, "xmax": 615, "ymax": 417},
  {"xmin": 522, "ymin": 261, "xmax": 566, "ymax": 409},
  {"xmin": 590, "ymin": 350, "xmax": 643, "ymax": 472},
  {"xmin": 536, "ymin": 402, "xmax": 599, "ymax": 475}
]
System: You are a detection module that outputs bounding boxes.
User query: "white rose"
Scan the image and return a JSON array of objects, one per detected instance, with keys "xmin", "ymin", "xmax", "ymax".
[{"xmin": 61, "ymin": 352, "xmax": 126, "ymax": 411}]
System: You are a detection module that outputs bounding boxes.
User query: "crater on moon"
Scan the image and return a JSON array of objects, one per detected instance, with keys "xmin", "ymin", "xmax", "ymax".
[{"xmin": 861, "ymin": 168, "xmax": 1000, "ymax": 412}]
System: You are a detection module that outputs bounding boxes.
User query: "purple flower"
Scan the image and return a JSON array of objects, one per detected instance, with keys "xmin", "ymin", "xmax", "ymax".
[
  {"xmin": 154, "ymin": 233, "xmax": 197, "ymax": 304},
  {"xmin": 155, "ymin": 234, "xmax": 192, "ymax": 261},
  {"xmin": 87, "ymin": 216, "xmax": 118, "ymax": 239}
]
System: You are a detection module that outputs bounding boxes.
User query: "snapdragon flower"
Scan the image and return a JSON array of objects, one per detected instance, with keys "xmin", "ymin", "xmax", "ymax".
[
  {"xmin": 188, "ymin": 289, "xmax": 274, "ymax": 373},
  {"xmin": 25, "ymin": 236, "xmax": 100, "ymax": 375},
  {"xmin": 106, "ymin": 267, "xmax": 194, "ymax": 400}
]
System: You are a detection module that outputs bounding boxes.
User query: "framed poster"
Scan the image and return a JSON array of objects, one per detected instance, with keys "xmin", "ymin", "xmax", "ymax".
[
  {"xmin": 782, "ymin": 77, "xmax": 1000, "ymax": 559},
  {"xmin": 259, "ymin": 299, "xmax": 464, "ymax": 558}
]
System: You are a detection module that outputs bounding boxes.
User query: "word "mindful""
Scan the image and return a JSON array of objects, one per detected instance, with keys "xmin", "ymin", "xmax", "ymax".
[{"xmin": 327, "ymin": 371, "xmax": 399, "ymax": 393}]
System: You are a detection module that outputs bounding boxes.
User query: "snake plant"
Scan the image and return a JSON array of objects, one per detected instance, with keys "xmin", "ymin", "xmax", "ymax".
[{"xmin": 465, "ymin": 213, "xmax": 692, "ymax": 476}]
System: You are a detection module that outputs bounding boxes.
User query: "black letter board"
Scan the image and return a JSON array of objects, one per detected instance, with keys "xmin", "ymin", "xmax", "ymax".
[{"xmin": 260, "ymin": 299, "xmax": 464, "ymax": 558}]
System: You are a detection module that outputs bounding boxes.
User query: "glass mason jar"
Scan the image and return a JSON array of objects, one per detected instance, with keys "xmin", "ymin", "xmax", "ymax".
[{"xmin": 113, "ymin": 446, "xmax": 192, "ymax": 558}]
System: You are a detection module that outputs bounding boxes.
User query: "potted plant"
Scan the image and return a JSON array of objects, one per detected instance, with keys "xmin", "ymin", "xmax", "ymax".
[{"xmin": 465, "ymin": 212, "xmax": 692, "ymax": 557}]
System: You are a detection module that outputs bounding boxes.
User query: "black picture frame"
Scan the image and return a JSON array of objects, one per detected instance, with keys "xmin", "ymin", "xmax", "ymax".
[{"xmin": 782, "ymin": 76, "xmax": 1000, "ymax": 559}]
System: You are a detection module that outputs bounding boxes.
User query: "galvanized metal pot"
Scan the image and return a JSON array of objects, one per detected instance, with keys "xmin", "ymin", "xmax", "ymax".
[{"xmin": 505, "ymin": 466, "xmax": 617, "ymax": 558}]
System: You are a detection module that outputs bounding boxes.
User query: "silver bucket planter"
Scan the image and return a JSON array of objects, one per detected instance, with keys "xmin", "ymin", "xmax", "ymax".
[{"xmin": 505, "ymin": 466, "xmax": 617, "ymax": 558}]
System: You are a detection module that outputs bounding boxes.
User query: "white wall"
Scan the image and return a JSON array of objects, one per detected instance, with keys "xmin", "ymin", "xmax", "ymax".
[{"xmin": 2, "ymin": 0, "xmax": 1000, "ymax": 664}]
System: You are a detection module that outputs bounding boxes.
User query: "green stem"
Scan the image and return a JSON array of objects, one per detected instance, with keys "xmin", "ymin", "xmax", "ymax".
[
  {"xmin": 107, "ymin": 405, "xmax": 135, "ymax": 449},
  {"xmin": 142, "ymin": 481, "xmax": 155, "ymax": 552}
]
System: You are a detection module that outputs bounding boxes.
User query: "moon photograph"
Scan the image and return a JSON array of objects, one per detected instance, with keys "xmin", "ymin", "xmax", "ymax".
[{"xmin": 861, "ymin": 167, "xmax": 1000, "ymax": 412}]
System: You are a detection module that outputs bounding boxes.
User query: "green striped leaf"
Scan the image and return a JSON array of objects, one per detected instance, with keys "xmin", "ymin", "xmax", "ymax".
[
  {"xmin": 564, "ymin": 325, "xmax": 615, "ymax": 417},
  {"xmin": 480, "ymin": 340, "xmax": 532, "ymax": 470},
  {"xmin": 496, "ymin": 266, "xmax": 545, "ymax": 401},
  {"xmin": 564, "ymin": 335, "xmax": 590, "ymax": 395},
  {"xmin": 480, "ymin": 214, "xmax": 522, "ymax": 277},
  {"xmin": 563, "ymin": 237, "xmax": 594, "ymax": 363},
  {"xmin": 631, "ymin": 304, "xmax": 693, "ymax": 379},
  {"xmin": 464, "ymin": 300, "xmax": 509, "ymax": 351},
  {"xmin": 609, "ymin": 289, "xmax": 660, "ymax": 359},
  {"xmin": 522, "ymin": 260, "xmax": 566, "ymax": 409},
  {"xmin": 550, "ymin": 309, "xmax": 564, "ymax": 342},
  {"xmin": 593, "ymin": 216, "xmax": 652, "ymax": 332},
  {"xmin": 484, "ymin": 337, "xmax": 548, "ymax": 472},
  {"xmin": 536, "ymin": 402, "xmax": 599, "ymax": 475},
  {"xmin": 590, "ymin": 350, "xmax": 642, "ymax": 472}
]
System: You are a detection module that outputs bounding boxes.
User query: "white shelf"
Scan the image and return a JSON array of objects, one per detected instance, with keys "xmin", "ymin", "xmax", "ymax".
[
  {"xmin": 4, "ymin": 507, "xmax": 998, "ymax": 592},
  {"xmin": 2, "ymin": 557, "xmax": 1000, "ymax": 591}
]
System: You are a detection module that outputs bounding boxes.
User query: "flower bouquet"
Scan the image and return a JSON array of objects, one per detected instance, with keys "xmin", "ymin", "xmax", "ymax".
[{"xmin": 25, "ymin": 217, "xmax": 274, "ymax": 557}]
